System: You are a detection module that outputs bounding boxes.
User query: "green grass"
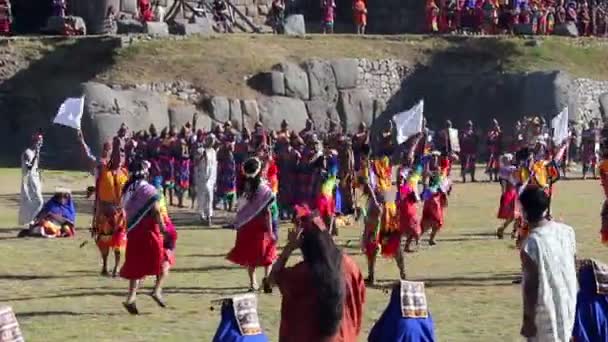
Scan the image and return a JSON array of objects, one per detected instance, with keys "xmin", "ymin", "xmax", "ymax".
[
  {"xmin": 10, "ymin": 35, "xmax": 608, "ymax": 99},
  {"xmin": 0, "ymin": 167, "xmax": 607, "ymax": 341}
]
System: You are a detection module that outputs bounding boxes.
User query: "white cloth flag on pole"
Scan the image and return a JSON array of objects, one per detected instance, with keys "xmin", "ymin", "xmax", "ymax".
[
  {"xmin": 53, "ymin": 97, "xmax": 84, "ymax": 130},
  {"xmin": 393, "ymin": 100, "xmax": 424, "ymax": 144},
  {"xmin": 551, "ymin": 107, "xmax": 569, "ymax": 146}
]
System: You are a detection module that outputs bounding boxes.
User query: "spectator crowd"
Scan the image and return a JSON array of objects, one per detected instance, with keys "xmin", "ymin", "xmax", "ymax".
[{"xmin": 425, "ymin": 0, "xmax": 608, "ymax": 36}]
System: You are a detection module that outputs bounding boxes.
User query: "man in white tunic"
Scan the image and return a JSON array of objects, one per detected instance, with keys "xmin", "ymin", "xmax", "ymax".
[
  {"xmin": 19, "ymin": 134, "xmax": 44, "ymax": 226},
  {"xmin": 520, "ymin": 186, "xmax": 577, "ymax": 342},
  {"xmin": 195, "ymin": 134, "xmax": 217, "ymax": 226}
]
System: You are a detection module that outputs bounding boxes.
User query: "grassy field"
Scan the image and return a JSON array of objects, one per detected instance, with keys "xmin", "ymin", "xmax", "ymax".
[
  {"xmin": 10, "ymin": 34, "xmax": 608, "ymax": 99},
  {"xmin": 0, "ymin": 167, "xmax": 607, "ymax": 341}
]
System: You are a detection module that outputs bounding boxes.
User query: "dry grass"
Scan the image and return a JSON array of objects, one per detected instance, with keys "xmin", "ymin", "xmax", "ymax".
[{"xmin": 1, "ymin": 167, "xmax": 607, "ymax": 341}]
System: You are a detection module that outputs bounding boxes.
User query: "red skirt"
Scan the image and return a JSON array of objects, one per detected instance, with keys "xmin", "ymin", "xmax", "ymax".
[
  {"xmin": 399, "ymin": 200, "xmax": 420, "ymax": 239},
  {"xmin": 497, "ymin": 187, "xmax": 519, "ymax": 220},
  {"xmin": 120, "ymin": 215, "xmax": 164, "ymax": 280},
  {"xmin": 163, "ymin": 217, "xmax": 177, "ymax": 266},
  {"xmin": 227, "ymin": 211, "xmax": 277, "ymax": 267},
  {"xmin": 422, "ymin": 194, "xmax": 444, "ymax": 229},
  {"xmin": 601, "ymin": 200, "xmax": 608, "ymax": 245}
]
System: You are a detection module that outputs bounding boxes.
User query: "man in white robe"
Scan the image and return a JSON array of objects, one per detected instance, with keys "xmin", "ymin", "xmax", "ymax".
[
  {"xmin": 520, "ymin": 186, "xmax": 577, "ymax": 342},
  {"xmin": 195, "ymin": 134, "xmax": 217, "ymax": 226},
  {"xmin": 19, "ymin": 134, "xmax": 44, "ymax": 226}
]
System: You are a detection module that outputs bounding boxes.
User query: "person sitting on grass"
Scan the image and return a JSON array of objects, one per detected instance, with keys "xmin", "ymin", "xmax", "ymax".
[
  {"xmin": 20, "ymin": 188, "xmax": 76, "ymax": 238},
  {"xmin": 267, "ymin": 205, "xmax": 366, "ymax": 342}
]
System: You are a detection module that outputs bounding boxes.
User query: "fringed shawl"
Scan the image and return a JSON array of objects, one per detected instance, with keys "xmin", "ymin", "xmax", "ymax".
[
  {"xmin": 122, "ymin": 180, "xmax": 160, "ymax": 231},
  {"xmin": 233, "ymin": 183, "xmax": 274, "ymax": 229}
]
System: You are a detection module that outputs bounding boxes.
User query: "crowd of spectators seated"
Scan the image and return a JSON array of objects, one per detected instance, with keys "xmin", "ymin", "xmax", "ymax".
[{"xmin": 425, "ymin": 0, "xmax": 608, "ymax": 36}]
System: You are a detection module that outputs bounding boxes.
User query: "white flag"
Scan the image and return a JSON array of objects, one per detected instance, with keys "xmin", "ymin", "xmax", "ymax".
[
  {"xmin": 393, "ymin": 100, "xmax": 424, "ymax": 144},
  {"xmin": 53, "ymin": 97, "xmax": 84, "ymax": 130},
  {"xmin": 551, "ymin": 107, "xmax": 569, "ymax": 146}
]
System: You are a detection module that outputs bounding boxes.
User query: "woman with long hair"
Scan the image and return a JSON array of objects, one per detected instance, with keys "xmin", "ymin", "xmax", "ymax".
[
  {"xmin": 120, "ymin": 160, "xmax": 168, "ymax": 314},
  {"xmin": 268, "ymin": 205, "xmax": 365, "ymax": 342},
  {"xmin": 227, "ymin": 157, "xmax": 277, "ymax": 292}
]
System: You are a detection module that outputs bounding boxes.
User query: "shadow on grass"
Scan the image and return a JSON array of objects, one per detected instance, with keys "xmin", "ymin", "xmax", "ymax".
[
  {"xmin": 0, "ymin": 272, "xmax": 101, "ymax": 281},
  {"xmin": 171, "ymin": 265, "xmax": 239, "ymax": 273},
  {"xmin": 16, "ymin": 310, "xmax": 127, "ymax": 318},
  {"xmin": 368, "ymin": 273, "xmax": 520, "ymax": 290},
  {"xmin": 2, "ymin": 290, "xmax": 124, "ymax": 302}
]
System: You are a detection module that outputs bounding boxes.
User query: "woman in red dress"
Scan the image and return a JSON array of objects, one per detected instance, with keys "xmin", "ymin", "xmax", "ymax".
[
  {"xmin": 496, "ymin": 154, "xmax": 519, "ymax": 239},
  {"xmin": 421, "ymin": 152, "xmax": 450, "ymax": 246},
  {"xmin": 120, "ymin": 161, "xmax": 167, "ymax": 315},
  {"xmin": 227, "ymin": 157, "xmax": 277, "ymax": 292},
  {"xmin": 138, "ymin": 0, "xmax": 155, "ymax": 22}
]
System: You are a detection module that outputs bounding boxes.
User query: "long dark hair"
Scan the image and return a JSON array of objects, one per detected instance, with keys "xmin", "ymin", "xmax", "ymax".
[
  {"xmin": 300, "ymin": 227, "xmax": 345, "ymax": 337},
  {"xmin": 240, "ymin": 157, "xmax": 262, "ymax": 199}
]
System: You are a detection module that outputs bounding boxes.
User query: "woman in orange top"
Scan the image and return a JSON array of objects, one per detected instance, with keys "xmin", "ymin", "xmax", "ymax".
[
  {"xmin": 268, "ymin": 206, "xmax": 365, "ymax": 342},
  {"xmin": 353, "ymin": 0, "xmax": 367, "ymax": 34},
  {"xmin": 599, "ymin": 148, "xmax": 608, "ymax": 244},
  {"xmin": 80, "ymin": 132, "xmax": 129, "ymax": 277}
]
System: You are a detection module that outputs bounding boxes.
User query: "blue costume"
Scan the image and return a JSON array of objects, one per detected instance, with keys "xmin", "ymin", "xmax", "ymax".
[
  {"xmin": 368, "ymin": 282, "xmax": 436, "ymax": 342},
  {"xmin": 572, "ymin": 259, "xmax": 608, "ymax": 342},
  {"xmin": 212, "ymin": 295, "xmax": 269, "ymax": 342}
]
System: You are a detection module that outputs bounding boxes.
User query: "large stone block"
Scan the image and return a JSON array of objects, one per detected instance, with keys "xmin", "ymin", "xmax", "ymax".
[
  {"xmin": 168, "ymin": 103, "xmax": 197, "ymax": 128},
  {"xmin": 242, "ymin": 99, "xmax": 260, "ymax": 127},
  {"xmin": 331, "ymin": 58, "xmax": 359, "ymax": 90},
  {"xmin": 82, "ymin": 82, "xmax": 169, "ymax": 154},
  {"xmin": 258, "ymin": 96, "xmax": 308, "ymax": 131},
  {"xmin": 121, "ymin": 0, "xmax": 138, "ymax": 14},
  {"xmin": 279, "ymin": 62, "xmax": 309, "ymax": 100},
  {"xmin": 172, "ymin": 17, "xmax": 213, "ymax": 35},
  {"xmin": 284, "ymin": 14, "xmax": 305, "ymax": 36},
  {"xmin": 521, "ymin": 71, "xmax": 578, "ymax": 119},
  {"xmin": 145, "ymin": 22, "xmax": 169, "ymax": 37},
  {"xmin": 117, "ymin": 18, "xmax": 144, "ymax": 34},
  {"xmin": 208, "ymin": 96, "xmax": 231, "ymax": 123},
  {"xmin": 229, "ymin": 98, "xmax": 243, "ymax": 125},
  {"xmin": 305, "ymin": 59, "xmax": 338, "ymax": 103},
  {"xmin": 305, "ymin": 100, "xmax": 339, "ymax": 132},
  {"xmin": 271, "ymin": 71, "xmax": 286, "ymax": 96},
  {"xmin": 554, "ymin": 22, "xmax": 579, "ymax": 37},
  {"xmin": 599, "ymin": 92, "xmax": 608, "ymax": 118},
  {"xmin": 337, "ymin": 89, "xmax": 373, "ymax": 133}
]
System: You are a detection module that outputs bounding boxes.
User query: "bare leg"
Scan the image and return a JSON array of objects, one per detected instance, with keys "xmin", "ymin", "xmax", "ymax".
[
  {"xmin": 395, "ymin": 247, "xmax": 406, "ymax": 279},
  {"xmin": 366, "ymin": 254, "xmax": 376, "ymax": 285},
  {"xmin": 126, "ymin": 279, "xmax": 138, "ymax": 304},
  {"xmin": 429, "ymin": 226, "xmax": 439, "ymax": 246},
  {"xmin": 247, "ymin": 267, "xmax": 258, "ymax": 290},
  {"xmin": 496, "ymin": 218, "xmax": 513, "ymax": 239},
  {"xmin": 152, "ymin": 263, "xmax": 168, "ymax": 299},
  {"xmin": 101, "ymin": 248, "xmax": 109, "ymax": 276},
  {"xmin": 112, "ymin": 249, "xmax": 121, "ymax": 278}
]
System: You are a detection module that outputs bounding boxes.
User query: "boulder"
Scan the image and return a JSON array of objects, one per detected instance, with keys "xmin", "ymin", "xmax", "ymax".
[
  {"xmin": 304, "ymin": 59, "xmax": 338, "ymax": 103},
  {"xmin": 242, "ymin": 99, "xmax": 260, "ymax": 126},
  {"xmin": 305, "ymin": 100, "xmax": 339, "ymax": 132},
  {"xmin": 168, "ymin": 103, "xmax": 197, "ymax": 128},
  {"xmin": 145, "ymin": 22, "xmax": 169, "ymax": 37},
  {"xmin": 117, "ymin": 18, "xmax": 144, "ymax": 34},
  {"xmin": 81, "ymin": 82, "xmax": 169, "ymax": 154},
  {"xmin": 120, "ymin": 0, "xmax": 138, "ymax": 13},
  {"xmin": 331, "ymin": 58, "xmax": 359, "ymax": 90},
  {"xmin": 337, "ymin": 89, "xmax": 373, "ymax": 133},
  {"xmin": 271, "ymin": 71, "xmax": 286, "ymax": 96},
  {"xmin": 599, "ymin": 92, "xmax": 608, "ymax": 119},
  {"xmin": 194, "ymin": 112, "xmax": 213, "ymax": 131},
  {"xmin": 283, "ymin": 14, "xmax": 306, "ymax": 36},
  {"xmin": 258, "ymin": 96, "xmax": 308, "ymax": 131},
  {"xmin": 521, "ymin": 71, "xmax": 578, "ymax": 120},
  {"xmin": 172, "ymin": 17, "xmax": 213, "ymax": 36},
  {"xmin": 279, "ymin": 63, "xmax": 309, "ymax": 100},
  {"xmin": 513, "ymin": 23, "xmax": 534, "ymax": 35},
  {"xmin": 554, "ymin": 22, "xmax": 579, "ymax": 37},
  {"xmin": 208, "ymin": 96, "xmax": 231, "ymax": 123},
  {"xmin": 229, "ymin": 98, "xmax": 243, "ymax": 126}
]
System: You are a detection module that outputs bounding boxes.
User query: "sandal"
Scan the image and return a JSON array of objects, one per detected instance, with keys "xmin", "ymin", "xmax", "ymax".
[
  {"xmin": 123, "ymin": 301, "xmax": 139, "ymax": 315},
  {"xmin": 150, "ymin": 293, "xmax": 167, "ymax": 308},
  {"xmin": 496, "ymin": 228, "xmax": 505, "ymax": 240}
]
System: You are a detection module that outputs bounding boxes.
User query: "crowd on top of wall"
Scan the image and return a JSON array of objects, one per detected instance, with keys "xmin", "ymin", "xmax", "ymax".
[{"xmin": 425, "ymin": 0, "xmax": 608, "ymax": 36}]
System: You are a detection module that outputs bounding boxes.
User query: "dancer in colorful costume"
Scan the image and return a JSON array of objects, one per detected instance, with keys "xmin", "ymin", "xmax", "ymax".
[
  {"xmin": 486, "ymin": 119, "xmax": 503, "ymax": 181},
  {"xmin": 120, "ymin": 160, "xmax": 169, "ymax": 314},
  {"xmin": 397, "ymin": 133, "xmax": 424, "ymax": 253},
  {"xmin": 361, "ymin": 154, "xmax": 406, "ymax": 284},
  {"xmin": 174, "ymin": 132, "xmax": 191, "ymax": 208},
  {"xmin": 227, "ymin": 157, "xmax": 277, "ymax": 292},
  {"xmin": 317, "ymin": 147, "xmax": 339, "ymax": 235},
  {"xmin": 496, "ymin": 153, "xmax": 520, "ymax": 239},
  {"xmin": 421, "ymin": 151, "xmax": 451, "ymax": 246},
  {"xmin": 25, "ymin": 188, "xmax": 75, "ymax": 238},
  {"xmin": 581, "ymin": 120, "xmax": 600, "ymax": 180},
  {"xmin": 80, "ymin": 132, "xmax": 129, "ymax": 277}
]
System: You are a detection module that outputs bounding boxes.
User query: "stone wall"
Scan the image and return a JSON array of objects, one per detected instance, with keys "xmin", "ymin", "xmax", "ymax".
[
  {"xmin": 571, "ymin": 78, "xmax": 608, "ymax": 124},
  {"xmin": 357, "ymin": 59, "xmax": 408, "ymax": 103}
]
